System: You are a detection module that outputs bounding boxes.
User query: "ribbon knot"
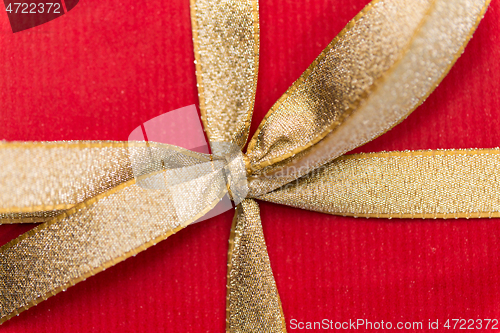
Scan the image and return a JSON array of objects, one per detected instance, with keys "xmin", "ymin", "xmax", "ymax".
[
  {"xmin": 209, "ymin": 141, "xmax": 249, "ymax": 205},
  {"xmin": 128, "ymin": 140, "xmax": 249, "ymax": 225}
]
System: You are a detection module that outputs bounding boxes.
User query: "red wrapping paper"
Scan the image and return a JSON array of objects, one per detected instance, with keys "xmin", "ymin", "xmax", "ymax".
[{"xmin": 0, "ymin": 0, "xmax": 499, "ymax": 331}]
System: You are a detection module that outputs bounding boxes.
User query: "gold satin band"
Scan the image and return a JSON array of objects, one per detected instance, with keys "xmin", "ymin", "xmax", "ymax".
[
  {"xmin": 190, "ymin": 0, "xmax": 260, "ymax": 149},
  {"xmin": 226, "ymin": 199, "xmax": 286, "ymax": 333},
  {"xmin": 0, "ymin": 141, "xmax": 133, "ymax": 216},
  {"xmin": 259, "ymin": 149, "xmax": 500, "ymax": 219},
  {"xmin": 246, "ymin": 0, "xmax": 491, "ymax": 197},
  {"xmin": 0, "ymin": 211, "xmax": 65, "ymax": 224},
  {"xmin": 0, "ymin": 177, "xmax": 225, "ymax": 324},
  {"xmin": 0, "ymin": 141, "xmax": 210, "ymax": 220}
]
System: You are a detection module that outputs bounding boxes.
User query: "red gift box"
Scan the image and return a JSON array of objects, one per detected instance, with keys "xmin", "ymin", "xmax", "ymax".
[{"xmin": 0, "ymin": 0, "xmax": 499, "ymax": 331}]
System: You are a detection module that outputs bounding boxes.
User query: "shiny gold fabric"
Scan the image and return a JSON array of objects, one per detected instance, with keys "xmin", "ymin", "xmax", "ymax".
[
  {"xmin": 0, "ymin": 0, "xmax": 494, "ymax": 330},
  {"xmin": 0, "ymin": 142, "xmax": 133, "ymax": 218},
  {"xmin": 190, "ymin": 0, "xmax": 260, "ymax": 149},
  {"xmin": 259, "ymin": 149, "xmax": 500, "ymax": 219},
  {"xmin": 227, "ymin": 199, "xmax": 286, "ymax": 332},
  {"xmin": 0, "ymin": 141, "xmax": 236, "ymax": 323},
  {"xmin": 247, "ymin": 0, "xmax": 434, "ymax": 169},
  {"xmin": 247, "ymin": 0, "xmax": 490, "ymax": 196},
  {"xmin": 0, "ymin": 141, "xmax": 211, "ymax": 222}
]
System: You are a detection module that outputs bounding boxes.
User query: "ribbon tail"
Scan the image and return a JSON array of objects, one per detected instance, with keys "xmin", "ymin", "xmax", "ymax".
[
  {"xmin": 0, "ymin": 147, "xmax": 227, "ymax": 324},
  {"xmin": 226, "ymin": 199, "xmax": 287, "ymax": 332},
  {"xmin": 258, "ymin": 149, "xmax": 500, "ymax": 219},
  {"xmin": 0, "ymin": 141, "xmax": 211, "ymax": 224},
  {"xmin": 0, "ymin": 141, "xmax": 135, "ymax": 223}
]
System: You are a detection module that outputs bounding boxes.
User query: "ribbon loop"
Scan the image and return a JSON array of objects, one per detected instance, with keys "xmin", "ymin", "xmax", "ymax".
[
  {"xmin": 246, "ymin": 0, "xmax": 491, "ymax": 197},
  {"xmin": 190, "ymin": 0, "xmax": 260, "ymax": 149}
]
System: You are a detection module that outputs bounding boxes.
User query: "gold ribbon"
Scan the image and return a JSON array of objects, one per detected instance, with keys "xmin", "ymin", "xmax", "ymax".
[{"xmin": 0, "ymin": 0, "xmax": 494, "ymax": 331}]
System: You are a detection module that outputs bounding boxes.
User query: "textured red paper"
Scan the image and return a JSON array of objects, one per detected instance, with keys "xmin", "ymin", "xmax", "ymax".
[{"xmin": 0, "ymin": 0, "xmax": 499, "ymax": 332}]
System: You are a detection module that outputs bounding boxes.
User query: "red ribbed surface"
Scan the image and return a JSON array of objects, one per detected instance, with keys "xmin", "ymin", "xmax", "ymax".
[{"xmin": 0, "ymin": 0, "xmax": 499, "ymax": 331}]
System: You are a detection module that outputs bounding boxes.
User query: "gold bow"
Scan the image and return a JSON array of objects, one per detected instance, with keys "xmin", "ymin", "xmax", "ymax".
[{"xmin": 0, "ymin": 0, "xmax": 495, "ymax": 331}]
